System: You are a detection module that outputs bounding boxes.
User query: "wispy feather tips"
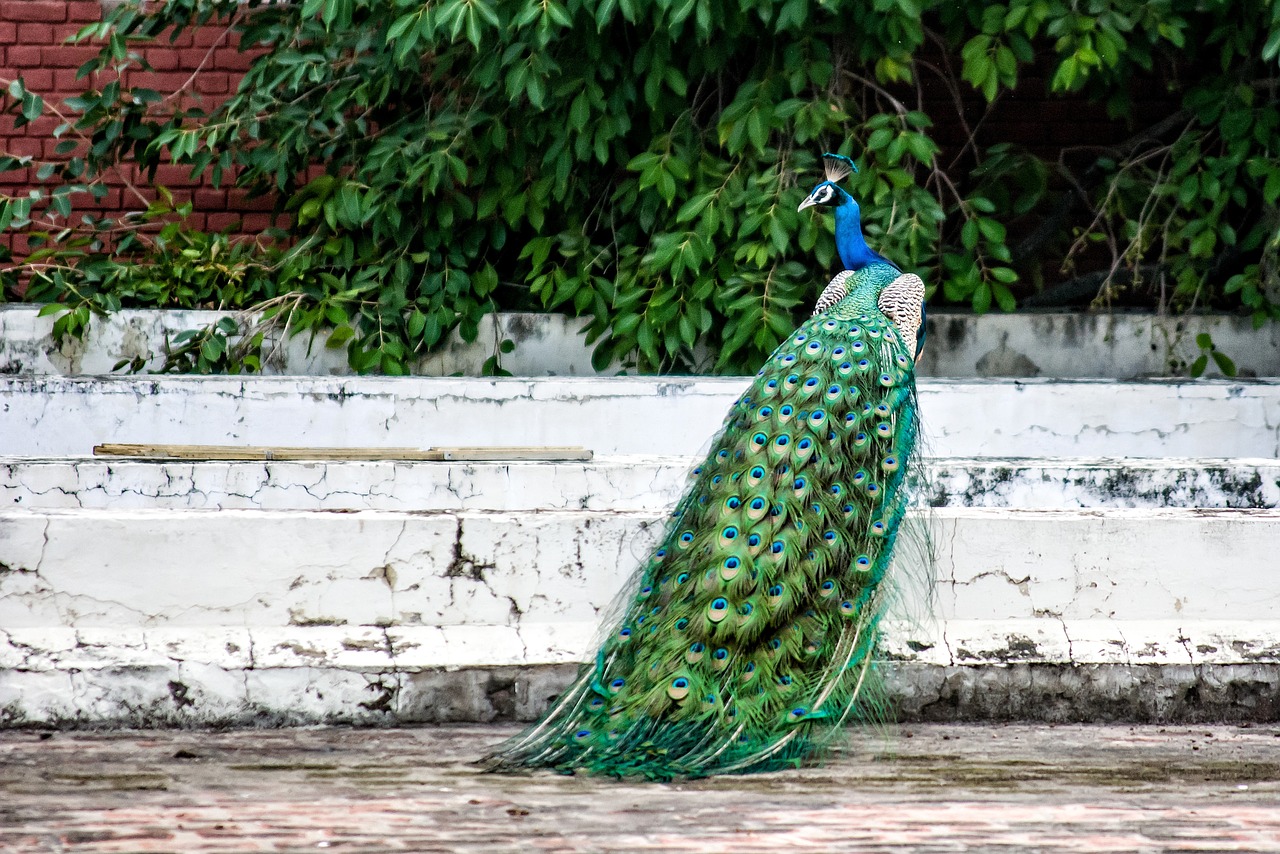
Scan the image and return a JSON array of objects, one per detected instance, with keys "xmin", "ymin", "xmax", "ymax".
[{"xmin": 822, "ymin": 153, "xmax": 857, "ymax": 183}]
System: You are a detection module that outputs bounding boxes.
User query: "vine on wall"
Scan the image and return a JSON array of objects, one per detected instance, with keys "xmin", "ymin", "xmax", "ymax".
[{"xmin": 1, "ymin": 0, "xmax": 1277, "ymax": 374}]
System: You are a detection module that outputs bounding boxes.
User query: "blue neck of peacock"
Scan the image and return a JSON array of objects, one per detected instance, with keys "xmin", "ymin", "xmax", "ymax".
[{"xmin": 832, "ymin": 193, "xmax": 894, "ymax": 273}]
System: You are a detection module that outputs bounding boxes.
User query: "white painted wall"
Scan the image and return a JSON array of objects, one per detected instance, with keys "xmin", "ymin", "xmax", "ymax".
[{"xmin": 4, "ymin": 376, "xmax": 1278, "ymax": 458}]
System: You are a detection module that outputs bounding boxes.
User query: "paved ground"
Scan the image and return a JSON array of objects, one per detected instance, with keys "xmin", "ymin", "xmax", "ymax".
[{"xmin": 2, "ymin": 724, "xmax": 1280, "ymax": 852}]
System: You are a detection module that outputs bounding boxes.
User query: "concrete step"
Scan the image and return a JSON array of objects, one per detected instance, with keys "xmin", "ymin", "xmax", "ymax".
[
  {"xmin": 1, "ymin": 505, "xmax": 1275, "ymax": 638},
  {"xmin": 3, "ymin": 456, "xmax": 1277, "ymax": 511},
  {"xmin": 4, "ymin": 375, "xmax": 1279, "ymax": 458},
  {"xmin": 4, "ymin": 504, "xmax": 1276, "ymax": 726}
]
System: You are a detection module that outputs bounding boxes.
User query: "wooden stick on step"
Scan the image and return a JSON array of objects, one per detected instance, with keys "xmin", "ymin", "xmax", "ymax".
[{"xmin": 91, "ymin": 443, "xmax": 594, "ymax": 462}]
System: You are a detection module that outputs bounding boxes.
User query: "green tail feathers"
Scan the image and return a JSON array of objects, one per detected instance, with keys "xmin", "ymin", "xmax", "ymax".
[{"xmin": 485, "ymin": 264, "xmax": 924, "ymax": 780}]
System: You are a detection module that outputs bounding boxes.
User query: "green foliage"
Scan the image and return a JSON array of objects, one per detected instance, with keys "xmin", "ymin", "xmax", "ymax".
[
  {"xmin": 0, "ymin": 0, "xmax": 1278, "ymax": 374},
  {"xmin": 1189, "ymin": 331, "xmax": 1237, "ymax": 379}
]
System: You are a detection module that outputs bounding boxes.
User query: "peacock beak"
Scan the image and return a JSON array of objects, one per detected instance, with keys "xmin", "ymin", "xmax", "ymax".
[{"xmin": 797, "ymin": 195, "xmax": 818, "ymax": 212}]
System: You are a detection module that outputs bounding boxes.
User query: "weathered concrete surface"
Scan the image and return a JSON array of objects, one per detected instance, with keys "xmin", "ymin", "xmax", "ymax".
[
  {"xmin": 2, "ymin": 724, "xmax": 1279, "ymax": 852},
  {"xmin": 4, "ymin": 456, "xmax": 1278, "ymax": 511},
  {"xmin": 2, "ymin": 505, "xmax": 1279, "ymax": 726},
  {"xmin": 0, "ymin": 308, "xmax": 612, "ymax": 378},
  {"xmin": 3, "ymin": 375, "xmax": 1279, "ymax": 458},
  {"xmin": 916, "ymin": 310, "xmax": 1280, "ymax": 379},
  {"xmin": 3, "ymin": 507, "xmax": 1277, "ymax": 631},
  {"xmin": 5, "ymin": 305, "xmax": 1278, "ymax": 378}
]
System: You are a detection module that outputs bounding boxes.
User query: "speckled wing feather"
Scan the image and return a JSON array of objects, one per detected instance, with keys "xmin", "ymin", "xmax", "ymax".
[{"xmin": 877, "ymin": 273, "xmax": 926, "ymax": 361}]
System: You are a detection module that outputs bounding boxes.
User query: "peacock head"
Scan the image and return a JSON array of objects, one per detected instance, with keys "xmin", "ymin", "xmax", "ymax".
[{"xmin": 797, "ymin": 153, "xmax": 857, "ymax": 212}]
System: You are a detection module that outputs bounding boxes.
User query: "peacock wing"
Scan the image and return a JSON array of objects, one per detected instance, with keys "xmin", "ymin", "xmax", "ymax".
[{"xmin": 876, "ymin": 273, "xmax": 926, "ymax": 361}]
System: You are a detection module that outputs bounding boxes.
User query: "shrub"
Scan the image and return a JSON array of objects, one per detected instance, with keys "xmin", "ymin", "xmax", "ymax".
[{"xmin": 1, "ymin": 0, "xmax": 1277, "ymax": 374}]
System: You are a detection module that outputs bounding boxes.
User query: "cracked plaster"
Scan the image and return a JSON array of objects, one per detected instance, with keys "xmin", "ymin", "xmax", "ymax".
[{"xmin": 2, "ymin": 457, "xmax": 1277, "ymax": 512}]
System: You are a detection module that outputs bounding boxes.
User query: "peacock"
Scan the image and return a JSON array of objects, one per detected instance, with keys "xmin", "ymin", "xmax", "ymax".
[{"xmin": 484, "ymin": 152, "xmax": 927, "ymax": 780}]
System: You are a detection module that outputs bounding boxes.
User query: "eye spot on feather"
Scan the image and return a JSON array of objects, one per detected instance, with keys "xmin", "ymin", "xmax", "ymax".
[
  {"xmin": 793, "ymin": 333, "xmax": 808, "ymax": 345},
  {"xmin": 609, "ymin": 678, "xmax": 626, "ymax": 692},
  {"xmin": 876, "ymin": 422, "xmax": 893, "ymax": 438},
  {"xmin": 855, "ymin": 555, "xmax": 871, "ymax": 572},
  {"xmin": 820, "ymin": 579, "xmax": 836, "ymax": 597},
  {"xmin": 784, "ymin": 373, "xmax": 801, "ymax": 390},
  {"xmin": 667, "ymin": 677, "xmax": 691, "ymax": 700},
  {"xmin": 840, "ymin": 600, "xmax": 856, "ymax": 616},
  {"xmin": 805, "ymin": 341, "xmax": 823, "ymax": 356},
  {"xmin": 617, "ymin": 627, "xmax": 632, "ymax": 641},
  {"xmin": 770, "ymin": 540, "xmax": 785, "ymax": 556},
  {"xmin": 779, "ymin": 404, "xmax": 794, "ymax": 421},
  {"xmin": 686, "ymin": 642, "xmax": 705, "ymax": 663},
  {"xmin": 708, "ymin": 598, "xmax": 730, "ymax": 622},
  {"xmin": 638, "ymin": 585, "xmax": 652, "ymax": 599},
  {"xmin": 724, "ymin": 496, "xmax": 742, "ymax": 511},
  {"xmin": 747, "ymin": 532, "xmax": 762, "ymax": 548},
  {"xmin": 674, "ymin": 617, "xmax": 689, "ymax": 630},
  {"xmin": 882, "ymin": 456, "xmax": 899, "ymax": 473},
  {"xmin": 677, "ymin": 530, "xmax": 695, "ymax": 549},
  {"xmin": 756, "ymin": 405, "xmax": 773, "ymax": 421}
]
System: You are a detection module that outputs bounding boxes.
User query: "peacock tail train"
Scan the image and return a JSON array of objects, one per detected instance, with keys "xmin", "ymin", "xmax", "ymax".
[{"xmin": 484, "ymin": 265, "xmax": 926, "ymax": 781}]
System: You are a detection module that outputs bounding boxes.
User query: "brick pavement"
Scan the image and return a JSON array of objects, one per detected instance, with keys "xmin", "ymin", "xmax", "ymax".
[{"xmin": 2, "ymin": 724, "xmax": 1279, "ymax": 852}]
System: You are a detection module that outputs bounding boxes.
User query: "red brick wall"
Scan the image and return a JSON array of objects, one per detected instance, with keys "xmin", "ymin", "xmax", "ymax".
[{"xmin": 0, "ymin": 0, "xmax": 274, "ymax": 257}]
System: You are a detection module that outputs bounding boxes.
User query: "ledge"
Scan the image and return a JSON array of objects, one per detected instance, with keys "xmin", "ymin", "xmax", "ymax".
[{"xmin": 2, "ymin": 307, "xmax": 1276, "ymax": 378}]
